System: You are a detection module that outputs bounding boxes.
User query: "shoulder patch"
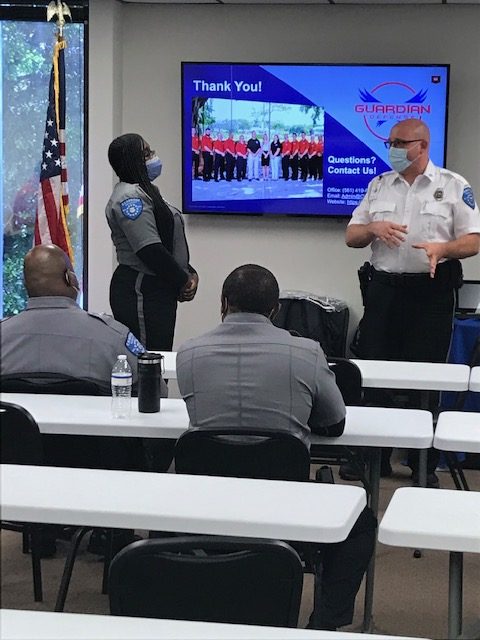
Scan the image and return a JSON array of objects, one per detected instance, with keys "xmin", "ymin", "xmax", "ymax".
[
  {"xmin": 125, "ymin": 332, "xmax": 145, "ymax": 356},
  {"xmin": 120, "ymin": 198, "xmax": 143, "ymax": 220},
  {"xmin": 462, "ymin": 186, "xmax": 476, "ymax": 210}
]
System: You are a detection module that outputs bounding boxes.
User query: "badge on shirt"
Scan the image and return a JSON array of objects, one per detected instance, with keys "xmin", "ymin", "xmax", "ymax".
[
  {"xmin": 433, "ymin": 188, "xmax": 444, "ymax": 201},
  {"xmin": 125, "ymin": 332, "xmax": 145, "ymax": 356},
  {"xmin": 462, "ymin": 186, "xmax": 476, "ymax": 210},
  {"xmin": 120, "ymin": 198, "xmax": 143, "ymax": 220}
]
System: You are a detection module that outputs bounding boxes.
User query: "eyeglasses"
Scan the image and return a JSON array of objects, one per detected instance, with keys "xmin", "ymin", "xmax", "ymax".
[
  {"xmin": 143, "ymin": 148, "xmax": 156, "ymax": 160},
  {"xmin": 384, "ymin": 138, "xmax": 423, "ymax": 149}
]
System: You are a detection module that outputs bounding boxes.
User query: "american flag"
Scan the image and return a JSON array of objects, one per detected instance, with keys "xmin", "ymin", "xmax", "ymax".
[{"xmin": 34, "ymin": 37, "xmax": 73, "ymax": 261}]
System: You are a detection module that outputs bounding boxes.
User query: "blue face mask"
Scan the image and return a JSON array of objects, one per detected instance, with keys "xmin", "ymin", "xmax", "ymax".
[
  {"xmin": 388, "ymin": 143, "xmax": 420, "ymax": 174},
  {"xmin": 146, "ymin": 156, "xmax": 162, "ymax": 181}
]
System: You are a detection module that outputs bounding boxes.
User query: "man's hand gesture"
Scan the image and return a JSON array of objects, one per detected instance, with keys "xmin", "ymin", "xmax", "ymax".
[
  {"xmin": 369, "ymin": 221, "xmax": 408, "ymax": 248},
  {"xmin": 412, "ymin": 242, "xmax": 447, "ymax": 278}
]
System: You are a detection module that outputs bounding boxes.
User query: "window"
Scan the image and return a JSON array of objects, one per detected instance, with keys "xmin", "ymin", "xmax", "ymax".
[{"xmin": 1, "ymin": 6, "xmax": 87, "ymax": 317}]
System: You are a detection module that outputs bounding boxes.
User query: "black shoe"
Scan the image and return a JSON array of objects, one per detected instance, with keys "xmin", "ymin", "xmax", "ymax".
[
  {"xmin": 339, "ymin": 461, "xmax": 365, "ymax": 481},
  {"xmin": 315, "ymin": 465, "xmax": 334, "ymax": 484},
  {"xmin": 306, "ymin": 616, "xmax": 336, "ymax": 631},
  {"xmin": 412, "ymin": 472, "xmax": 440, "ymax": 489}
]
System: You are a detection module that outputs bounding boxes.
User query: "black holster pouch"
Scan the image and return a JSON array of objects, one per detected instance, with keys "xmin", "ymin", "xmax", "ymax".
[{"xmin": 358, "ymin": 261, "xmax": 373, "ymax": 306}]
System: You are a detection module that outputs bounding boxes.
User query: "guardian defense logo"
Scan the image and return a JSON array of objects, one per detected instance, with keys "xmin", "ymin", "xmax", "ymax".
[{"xmin": 355, "ymin": 81, "xmax": 431, "ymax": 140}]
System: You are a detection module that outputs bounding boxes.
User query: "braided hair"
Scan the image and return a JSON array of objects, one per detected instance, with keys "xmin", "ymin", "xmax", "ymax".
[{"xmin": 108, "ymin": 133, "xmax": 174, "ymax": 252}]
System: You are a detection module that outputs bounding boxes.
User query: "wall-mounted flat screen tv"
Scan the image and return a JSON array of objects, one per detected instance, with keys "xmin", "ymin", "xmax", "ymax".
[{"xmin": 182, "ymin": 63, "xmax": 449, "ymax": 217}]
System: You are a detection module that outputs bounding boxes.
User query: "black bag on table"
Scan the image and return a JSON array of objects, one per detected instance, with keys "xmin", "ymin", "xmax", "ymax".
[{"xmin": 272, "ymin": 291, "xmax": 349, "ymax": 358}]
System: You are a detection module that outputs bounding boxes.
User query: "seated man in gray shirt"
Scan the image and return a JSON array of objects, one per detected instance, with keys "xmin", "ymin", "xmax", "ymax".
[
  {"xmin": 1, "ymin": 244, "xmax": 144, "ymax": 393},
  {"xmin": 177, "ymin": 264, "xmax": 375, "ymax": 631}
]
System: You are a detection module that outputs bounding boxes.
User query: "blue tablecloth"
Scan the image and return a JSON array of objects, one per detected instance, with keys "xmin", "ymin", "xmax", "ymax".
[{"xmin": 441, "ymin": 316, "xmax": 480, "ymax": 412}]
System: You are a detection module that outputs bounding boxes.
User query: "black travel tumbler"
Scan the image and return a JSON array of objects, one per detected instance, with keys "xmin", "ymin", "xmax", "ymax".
[{"xmin": 137, "ymin": 352, "xmax": 164, "ymax": 413}]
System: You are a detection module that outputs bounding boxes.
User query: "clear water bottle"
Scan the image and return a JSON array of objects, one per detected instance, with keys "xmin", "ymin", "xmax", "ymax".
[{"xmin": 111, "ymin": 355, "xmax": 132, "ymax": 419}]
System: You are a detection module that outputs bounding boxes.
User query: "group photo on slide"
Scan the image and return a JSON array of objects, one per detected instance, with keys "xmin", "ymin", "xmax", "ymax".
[{"xmin": 190, "ymin": 98, "xmax": 325, "ymax": 202}]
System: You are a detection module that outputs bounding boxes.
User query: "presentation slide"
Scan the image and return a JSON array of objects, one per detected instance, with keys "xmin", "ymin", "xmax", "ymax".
[{"xmin": 182, "ymin": 63, "xmax": 449, "ymax": 217}]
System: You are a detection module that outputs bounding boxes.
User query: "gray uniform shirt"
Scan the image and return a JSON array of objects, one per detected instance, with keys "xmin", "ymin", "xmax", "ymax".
[
  {"xmin": 105, "ymin": 182, "xmax": 190, "ymax": 276},
  {"xmin": 176, "ymin": 313, "xmax": 346, "ymax": 448},
  {"xmin": 0, "ymin": 297, "xmax": 142, "ymax": 394}
]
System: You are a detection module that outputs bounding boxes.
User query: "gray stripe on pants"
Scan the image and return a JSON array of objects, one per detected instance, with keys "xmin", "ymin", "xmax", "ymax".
[{"xmin": 134, "ymin": 272, "xmax": 146, "ymax": 345}]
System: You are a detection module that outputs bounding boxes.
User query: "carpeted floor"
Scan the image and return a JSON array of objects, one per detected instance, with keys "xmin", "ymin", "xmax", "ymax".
[{"xmin": 1, "ymin": 454, "xmax": 479, "ymax": 639}]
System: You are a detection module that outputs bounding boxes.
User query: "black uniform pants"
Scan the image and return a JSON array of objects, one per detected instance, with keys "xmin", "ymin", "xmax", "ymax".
[
  {"xmin": 213, "ymin": 155, "xmax": 225, "ymax": 181},
  {"xmin": 225, "ymin": 153, "xmax": 235, "ymax": 181},
  {"xmin": 110, "ymin": 264, "xmax": 178, "ymax": 352},
  {"xmin": 316, "ymin": 155, "xmax": 323, "ymax": 179},
  {"xmin": 110, "ymin": 265, "xmax": 177, "ymax": 472},
  {"xmin": 202, "ymin": 152, "xmax": 213, "ymax": 181},
  {"xmin": 308, "ymin": 506, "xmax": 376, "ymax": 629},
  {"xmin": 236, "ymin": 157, "xmax": 246, "ymax": 180},
  {"xmin": 300, "ymin": 156, "xmax": 309, "ymax": 181},
  {"xmin": 282, "ymin": 155, "xmax": 290, "ymax": 180},
  {"xmin": 290, "ymin": 156, "xmax": 299, "ymax": 180},
  {"xmin": 357, "ymin": 262, "xmax": 457, "ymax": 473},
  {"xmin": 192, "ymin": 151, "xmax": 200, "ymax": 178}
]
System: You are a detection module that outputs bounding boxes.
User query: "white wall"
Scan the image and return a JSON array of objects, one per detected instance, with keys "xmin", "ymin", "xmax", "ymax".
[
  {"xmin": 88, "ymin": 0, "xmax": 123, "ymax": 311},
  {"xmin": 88, "ymin": 2, "xmax": 480, "ymax": 349}
]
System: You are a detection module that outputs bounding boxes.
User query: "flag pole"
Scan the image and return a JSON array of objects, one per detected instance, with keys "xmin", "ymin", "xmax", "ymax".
[{"xmin": 34, "ymin": 0, "xmax": 74, "ymax": 261}]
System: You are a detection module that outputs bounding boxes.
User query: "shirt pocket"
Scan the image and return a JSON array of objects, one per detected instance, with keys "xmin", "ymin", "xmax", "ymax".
[
  {"xmin": 368, "ymin": 200, "xmax": 397, "ymax": 221},
  {"xmin": 419, "ymin": 201, "xmax": 451, "ymax": 237}
]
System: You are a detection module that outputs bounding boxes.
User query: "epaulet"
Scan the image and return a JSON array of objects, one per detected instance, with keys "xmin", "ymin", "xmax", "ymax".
[
  {"xmin": 438, "ymin": 167, "xmax": 466, "ymax": 183},
  {"xmin": 86, "ymin": 311, "xmax": 122, "ymax": 332},
  {"xmin": 378, "ymin": 170, "xmax": 395, "ymax": 180}
]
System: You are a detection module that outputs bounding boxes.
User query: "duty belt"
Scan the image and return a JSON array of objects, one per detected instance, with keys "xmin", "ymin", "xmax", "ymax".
[{"xmin": 372, "ymin": 260, "xmax": 457, "ymax": 287}]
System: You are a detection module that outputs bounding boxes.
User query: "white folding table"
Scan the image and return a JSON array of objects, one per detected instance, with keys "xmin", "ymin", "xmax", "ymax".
[
  {"xmin": 1, "ymin": 464, "xmax": 366, "ymax": 613},
  {"xmin": 469, "ymin": 367, "xmax": 480, "ymax": 392},
  {"xmin": 0, "ymin": 394, "xmax": 187, "ymax": 439},
  {"xmin": 0, "ymin": 609, "xmax": 428, "ymax": 640},
  {"xmin": 157, "ymin": 352, "xmax": 471, "ymax": 394},
  {"xmin": 1, "ymin": 393, "xmax": 432, "ymax": 448},
  {"xmin": 434, "ymin": 411, "xmax": 480, "ymax": 454},
  {"xmin": 433, "ymin": 411, "xmax": 480, "ymax": 490},
  {"xmin": 379, "ymin": 487, "xmax": 480, "ymax": 639},
  {"xmin": 0, "ymin": 394, "xmax": 433, "ymax": 631},
  {"xmin": 313, "ymin": 408, "xmax": 433, "ymax": 632},
  {"xmin": 350, "ymin": 360, "xmax": 470, "ymax": 394}
]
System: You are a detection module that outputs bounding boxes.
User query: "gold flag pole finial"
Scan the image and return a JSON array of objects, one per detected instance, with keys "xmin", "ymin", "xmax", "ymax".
[{"xmin": 47, "ymin": 1, "xmax": 72, "ymax": 38}]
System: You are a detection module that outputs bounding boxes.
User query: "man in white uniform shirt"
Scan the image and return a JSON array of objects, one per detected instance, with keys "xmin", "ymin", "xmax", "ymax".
[{"xmin": 346, "ymin": 118, "xmax": 480, "ymax": 484}]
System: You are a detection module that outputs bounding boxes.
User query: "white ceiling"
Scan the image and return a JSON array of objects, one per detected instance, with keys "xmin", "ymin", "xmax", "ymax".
[{"xmin": 122, "ymin": 0, "xmax": 480, "ymax": 4}]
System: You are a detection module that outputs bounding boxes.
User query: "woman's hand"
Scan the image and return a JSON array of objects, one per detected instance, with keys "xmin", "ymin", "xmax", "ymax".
[{"xmin": 178, "ymin": 273, "xmax": 199, "ymax": 302}]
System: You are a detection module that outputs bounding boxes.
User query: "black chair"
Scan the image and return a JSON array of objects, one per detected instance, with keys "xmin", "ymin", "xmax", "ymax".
[
  {"xmin": 0, "ymin": 401, "xmax": 45, "ymax": 601},
  {"xmin": 1, "ymin": 375, "xmax": 142, "ymax": 609},
  {"xmin": 109, "ymin": 536, "xmax": 303, "ymax": 628},
  {"xmin": 327, "ymin": 357, "xmax": 363, "ymax": 406},
  {"xmin": 0, "ymin": 373, "xmax": 104, "ymax": 396},
  {"xmin": 175, "ymin": 427, "xmax": 310, "ymax": 481},
  {"xmin": 310, "ymin": 358, "xmax": 368, "ymax": 487},
  {"xmin": 0, "ymin": 374, "xmax": 143, "ymax": 470},
  {"xmin": 174, "ymin": 428, "xmax": 324, "ymax": 628}
]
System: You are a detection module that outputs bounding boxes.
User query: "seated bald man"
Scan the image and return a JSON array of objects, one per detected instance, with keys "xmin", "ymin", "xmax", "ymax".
[
  {"xmin": 1, "ymin": 244, "xmax": 145, "ymax": 393},
  {"xmin": 1, "ymin": 244, "xmax": 161, "ymax": 555},
  {"xmin": 177, "ymin": 264, "xmax": 376, "ymax": 631}
]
